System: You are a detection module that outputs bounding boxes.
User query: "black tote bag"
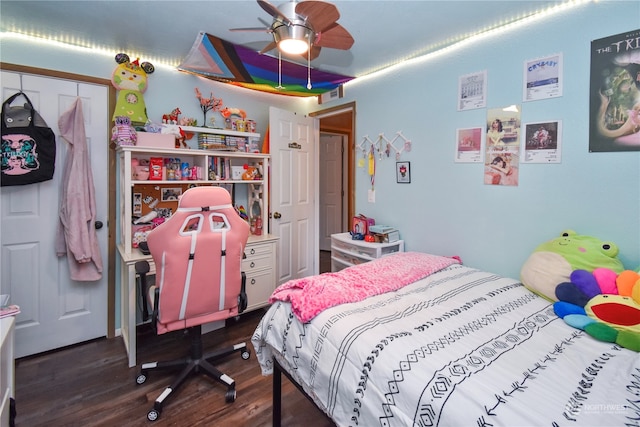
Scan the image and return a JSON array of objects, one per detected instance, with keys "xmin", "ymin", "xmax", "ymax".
[{"xmin": 1, "ymin": 92, "xmax": 56, "ymax": 186}]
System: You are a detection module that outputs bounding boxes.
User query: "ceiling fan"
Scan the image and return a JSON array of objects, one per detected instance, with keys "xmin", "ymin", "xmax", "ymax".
[{"xmin": 230, "ymin": 0, "xmax": 354, "ymax": 60}]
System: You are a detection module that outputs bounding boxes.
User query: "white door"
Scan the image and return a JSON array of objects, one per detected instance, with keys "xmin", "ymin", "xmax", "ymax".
[
  {"xmin": 1, "ymin": 71, "xmax": 109, "ymax": 358},
  {"xmin": 319, "ymin": 133, "xmax": 345, "ymax": 251},
  {"xmin": 269, "ymin": 106, "xmax": 318, "ymax": 284}
]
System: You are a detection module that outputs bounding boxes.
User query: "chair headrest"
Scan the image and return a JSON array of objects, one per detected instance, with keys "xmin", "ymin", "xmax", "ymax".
[{"xmin": 178, "ymin": 186, "xmax": 232, "ymax": 210}]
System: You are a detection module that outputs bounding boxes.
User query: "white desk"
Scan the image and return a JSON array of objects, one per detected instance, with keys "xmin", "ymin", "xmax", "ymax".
[{"xmin": 117, "ymin": 244, "xmax": 152, "ymax": 368}]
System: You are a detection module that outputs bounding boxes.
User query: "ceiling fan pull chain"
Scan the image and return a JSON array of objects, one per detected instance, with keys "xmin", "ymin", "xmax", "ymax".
[
  {"xmin": 277, "ymin": 51, "xmax": 284, "ymax": 90},
  {"xmin": 307, "ymin": 47, "xmax": 312, "ymax": 90}
]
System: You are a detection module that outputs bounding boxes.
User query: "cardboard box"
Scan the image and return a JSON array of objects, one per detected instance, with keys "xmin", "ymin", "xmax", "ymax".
[{"xmin": 136, "ymin": 132, "xmax": 175, "ymax": 149}]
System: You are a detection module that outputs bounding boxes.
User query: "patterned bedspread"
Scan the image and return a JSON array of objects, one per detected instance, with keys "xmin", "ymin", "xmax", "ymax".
[{"xmin": 252, "ymin": 262, "xmax": 640, "ymax": 427}]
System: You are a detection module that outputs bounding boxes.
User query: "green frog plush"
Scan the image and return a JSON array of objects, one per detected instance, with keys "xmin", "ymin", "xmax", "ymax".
[
  {"xmin": 521, "ymin": 230, "xmax": 640, "ymax": 351},
  {"xmin": 520, "ymin": 230, "xmax": 624, "ymax": 301}
]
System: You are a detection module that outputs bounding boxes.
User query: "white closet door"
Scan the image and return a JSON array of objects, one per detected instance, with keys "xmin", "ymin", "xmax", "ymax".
[{"xmin": 1, "ymin": 71, "xmax": 109, "ymax": 358}]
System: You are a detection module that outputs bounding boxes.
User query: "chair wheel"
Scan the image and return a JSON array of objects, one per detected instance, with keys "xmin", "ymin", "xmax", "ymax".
[
  {"xmin": 147, "ymin": 408, "xmax": 160, "ymax": 421},
  {"xmin": 241, "ymin": 350, "xmax": 250, "ymax": 360},
  {"xmin": 136, "ymin": 373, "xmax": 147, "ymax": 385},
  {"xmin": 225, "ymin": 388, "xmax": 237, "ymax": 403}
]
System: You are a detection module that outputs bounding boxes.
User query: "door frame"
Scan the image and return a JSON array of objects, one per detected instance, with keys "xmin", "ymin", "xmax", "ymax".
[
  {"xmin": 310, "ymin": 101, "xmax": 356, "ymax": 229},
  {"xmin": 1, "ymin": 62, "xmax": 117, "ymax": 338},
  {"xmin": 319, "ymin": 131, "xmax": 348, "ymax": 249}
]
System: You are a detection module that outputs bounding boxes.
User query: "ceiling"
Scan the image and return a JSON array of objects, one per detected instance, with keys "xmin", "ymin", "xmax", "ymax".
[{"xmin": 1, "ymin": 0, "xmax": 569, "ymax": 79}]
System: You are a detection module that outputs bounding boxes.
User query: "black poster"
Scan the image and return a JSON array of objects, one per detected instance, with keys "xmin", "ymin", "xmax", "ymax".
[{"xmin": 589, "ymin": 29, "xmax": 640, "ymax": 152}]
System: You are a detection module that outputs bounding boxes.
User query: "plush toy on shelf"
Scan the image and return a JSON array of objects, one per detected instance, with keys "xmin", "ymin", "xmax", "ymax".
[
  {"xmin": 111, "ymin": 116, "xmax": 137, "ymax": 146},
  {"xmin": 111, "ymin": 53, "xmax": 154, "ymax": 126}
]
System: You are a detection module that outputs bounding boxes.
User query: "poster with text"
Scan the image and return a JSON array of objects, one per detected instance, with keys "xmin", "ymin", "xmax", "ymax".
[
  {"xmin": 455, "ymin": 127, "xmax": 483, "ymax": 163},
  {"xmin": 521, "ymin": 121, "xmax": 562, "ymax": 163},
  {"xmin": 458, "ymin": 70, "xmax": 487, "ymax": 111},
  {"xmin": 523, "ymin": 54, "xmax": 563, "ymax": 101},
  {"xmin": 589, "ymin": 29, "xmax": 640, "ymax": 152}
]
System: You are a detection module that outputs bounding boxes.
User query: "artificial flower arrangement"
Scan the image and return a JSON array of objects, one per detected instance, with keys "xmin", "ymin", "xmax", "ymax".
[{"xmin": 194, "ymin": 88, "xmax": 223, "ymax": 127}]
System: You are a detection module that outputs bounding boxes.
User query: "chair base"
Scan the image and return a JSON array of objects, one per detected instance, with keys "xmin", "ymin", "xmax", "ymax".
[{"xmin": 136, "ymin": 325, "xmax": 250, "ymax": 422}]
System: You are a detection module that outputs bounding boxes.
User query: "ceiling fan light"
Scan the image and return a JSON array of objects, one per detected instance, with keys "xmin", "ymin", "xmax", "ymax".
[
  {"xmin": 278, "ymin": 38, "xmax": 309, "ymax": 54},
  {"xmin": 273, "ymin": 24, "xmax": 313, "ymax": 54}
]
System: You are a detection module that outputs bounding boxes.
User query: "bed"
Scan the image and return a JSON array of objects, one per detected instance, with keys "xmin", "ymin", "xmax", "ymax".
[{"xmin": 251, "ymin": 252, "xmax": 640, "ymax": 427}]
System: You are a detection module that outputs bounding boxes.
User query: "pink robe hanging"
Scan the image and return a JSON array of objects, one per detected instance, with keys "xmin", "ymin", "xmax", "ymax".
[{"xmin": 55, "ymin": 97, "xmax": 103, "ymax": 281}]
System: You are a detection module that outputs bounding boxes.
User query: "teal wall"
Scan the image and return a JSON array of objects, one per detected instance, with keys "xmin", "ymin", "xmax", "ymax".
[
  {"xmin": 330, "ymin": 1, "xmax": 639, "ymax": 279},
  {"xmin": 1, "ymin": 1, "xmax": 639, "ymax": 329}
]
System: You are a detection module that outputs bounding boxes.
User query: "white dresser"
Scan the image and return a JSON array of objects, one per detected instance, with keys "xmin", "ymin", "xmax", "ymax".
[
  {"xmin": 330, "ymin": 232, "xmax": 405, "ymax": 272},
  {"xmin": 243, "ymin": 235, "xmax": 279, "ymax": 312}
]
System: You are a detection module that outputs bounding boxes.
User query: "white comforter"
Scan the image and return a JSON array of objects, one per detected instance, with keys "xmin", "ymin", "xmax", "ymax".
[{"xmin": 252, "ymin": 263, "xmax": 640, "ymax": 427}]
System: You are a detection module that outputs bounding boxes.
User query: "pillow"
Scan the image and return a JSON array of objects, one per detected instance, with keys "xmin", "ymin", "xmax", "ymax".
[
  {"xmin": 553, "ymin": 268, "xmax": 640, "ymax": 352},
  {"xmin": 520, "ymin": 230, "xmax": 624, "ymax": 301}
]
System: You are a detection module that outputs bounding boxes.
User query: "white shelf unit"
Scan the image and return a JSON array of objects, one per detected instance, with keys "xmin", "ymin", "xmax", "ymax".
[
  {"xmin": 116, "ymin": 127, "xmax": 277, "ymax": 367},
  {"xmin": 331, "ymin": 232, "xmax": 405, "ymax": 272},
  {"xmin": 117, "ymin": 144, "xmax": 270, "ymax": 256}
]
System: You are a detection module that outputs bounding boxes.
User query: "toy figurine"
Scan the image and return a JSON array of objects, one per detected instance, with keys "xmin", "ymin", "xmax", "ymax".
[
  {"xmin": 111, "ymin": 53, "xmax": 154, "ymax": 126},
  {"xmin": 111, "ymin": 116, "xmax": 137, "ymax": 146}
]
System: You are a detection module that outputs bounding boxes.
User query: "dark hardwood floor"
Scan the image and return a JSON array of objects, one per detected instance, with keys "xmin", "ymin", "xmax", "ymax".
[
  {"xmin": 320, "ymin": 250, "xmax": 331, "ymax": 274},
  {"xmin": 14, "ymin": 308, "xmax": 335, "ymax": 427}
]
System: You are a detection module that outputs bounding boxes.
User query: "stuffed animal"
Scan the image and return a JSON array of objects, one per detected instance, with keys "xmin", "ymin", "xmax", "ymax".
[
  {"xmin": 220, "ymin": 107, "xmax": 247, "ymax": 120},
  {"xmin": 520, "ymin": 230, "xmax": 624, "ymax": 301},
  {"xmin": 553, "ymin": 268, "xmax": 640, "ymax": 351},
  {"xmin": 111, "ymin": 53, "xmax": 154, "ymax": 126},
  {"xmin": 520, "ymin": 230, "xmax": 640, "ymax": 351},
  {"xmin": 111, "ymin": 116, "xmax": 137, "ymax": 146}
]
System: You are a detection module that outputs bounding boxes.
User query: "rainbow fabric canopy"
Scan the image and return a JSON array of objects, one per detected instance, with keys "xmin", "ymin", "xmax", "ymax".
[{"xmin": 177, "ymin": 32, "xmax": 354, "ymax": 97}]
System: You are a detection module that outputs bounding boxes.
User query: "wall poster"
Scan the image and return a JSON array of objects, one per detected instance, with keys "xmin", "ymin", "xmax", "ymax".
[
  {"xmin": 523, "ymin": 53, "xmax": 563, "ymax": 102},
  {"xmin": 521, "ymin": 120, "xmax": 562, "ymax": 163},
  {"xmin": 455, "ymin": 127, "xmax": 483, "ymax": 163},
  {"xmin": 589, "ymin": 29, "xmax": 640, "ymax": 152},
  {"xmin": 457, "ymin": 70, "xmax": 487, "ymax": 111},
  {"xmin": 484, "ymin": 106, "xmax": 521, "ymax": 186}
]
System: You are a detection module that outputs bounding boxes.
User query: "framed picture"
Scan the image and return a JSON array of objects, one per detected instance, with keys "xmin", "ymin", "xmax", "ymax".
[
  {"xmin": 160, "ymin": 187, "xmax": 182, "ymax": 202},
  {"xmin": 396, "ymin": 161, "xmax": 411, "ymax": 183},
  {"xmin": 132, "ymin": 192, "xmax": 142, "ymax": 215}
]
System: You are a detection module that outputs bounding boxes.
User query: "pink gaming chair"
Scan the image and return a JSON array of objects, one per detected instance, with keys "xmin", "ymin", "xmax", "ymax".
[{"xmin": 135, "ymin": 186, "xmax": 250, "ymax": 422}]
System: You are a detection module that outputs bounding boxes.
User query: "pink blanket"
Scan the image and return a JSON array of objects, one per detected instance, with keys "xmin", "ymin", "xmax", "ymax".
[{"xmin": 270, "ymin": 252, "xmax": 461, "ymax": 322}]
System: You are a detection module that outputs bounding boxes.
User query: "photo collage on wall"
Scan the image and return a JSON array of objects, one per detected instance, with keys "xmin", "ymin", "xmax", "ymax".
[{"xmin": 455, "ymin": 46, "xmax": 574, "ymax": 185}]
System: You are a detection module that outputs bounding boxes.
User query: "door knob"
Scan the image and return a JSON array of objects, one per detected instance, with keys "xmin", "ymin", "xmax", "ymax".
[
  {"xmin": 95, "ymin": 221, "xmax": 104, "ymax": 230},
  {"xmin": 273, "ymin": 212, "xmax": 282, "ymax": 219}
]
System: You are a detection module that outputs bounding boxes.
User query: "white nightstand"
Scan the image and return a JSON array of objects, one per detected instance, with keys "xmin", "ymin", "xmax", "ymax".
[{"xmin": 330, "ymin": 232, "xmax": 405, "ymax": 272}]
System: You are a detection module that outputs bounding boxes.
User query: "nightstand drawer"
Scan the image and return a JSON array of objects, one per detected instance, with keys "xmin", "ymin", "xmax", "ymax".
[
  {"xmin": 242, "ymin": 253, "xmax": 272, "ymax": 271},
  {"xmin": 245, "ymin": 268, "xmax": 275, "ymax": 310},
  {"xmin": 244, "ymin": 243, "xmax": 272, "ymax": 259}
]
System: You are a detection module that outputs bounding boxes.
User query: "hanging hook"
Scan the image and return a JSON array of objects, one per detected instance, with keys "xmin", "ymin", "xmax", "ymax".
[
  {"xmin": 19, "ymin": 74, "xmax": 24, "ymax": 92},
  {"xmin": 76, "ymin": 83, "xmax": 80, "ymax": 97}
]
